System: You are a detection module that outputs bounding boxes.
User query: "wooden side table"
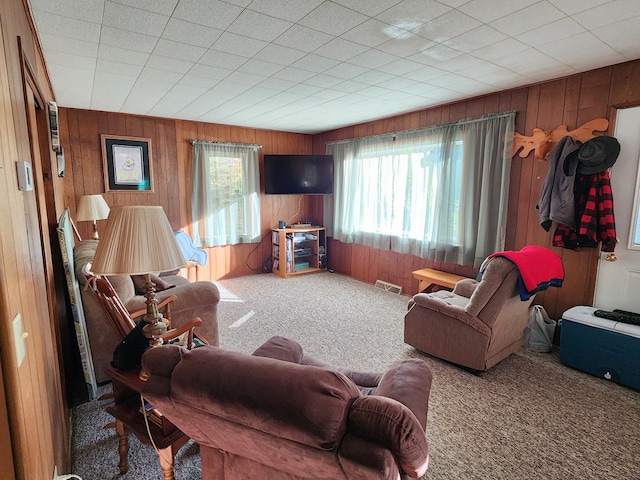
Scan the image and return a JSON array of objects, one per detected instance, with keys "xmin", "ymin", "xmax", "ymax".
[
  {"xmin": 412, "ymin": 267, "xmax": 469, "ymax": 293},
  {"xmin": 106, "ymin": 366, "xmax": 189, "ymax": 480}
]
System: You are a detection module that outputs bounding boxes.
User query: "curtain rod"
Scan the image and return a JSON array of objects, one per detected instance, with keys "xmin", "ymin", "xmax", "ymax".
[
  {"xmin": 325, "ymin": 110, "xmax": 516, "ymax": 146},
  {"xmin": 191, "ymin": 140, "xmax": 262, "ymax": 149}
]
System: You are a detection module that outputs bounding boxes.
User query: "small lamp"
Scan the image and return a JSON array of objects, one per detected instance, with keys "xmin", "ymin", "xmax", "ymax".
[
  {"xmin": 91, "ymin": 206, "xmax": 186, "ymax": 349},
  {"xmin": 76, "ymin": 194, "xmax": 110, "ymax": 240}
]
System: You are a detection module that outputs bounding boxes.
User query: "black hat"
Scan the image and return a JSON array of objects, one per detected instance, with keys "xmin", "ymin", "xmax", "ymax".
[{"xmin": 574, "ymin": 136, "xmax": 620, "ymax": 175}]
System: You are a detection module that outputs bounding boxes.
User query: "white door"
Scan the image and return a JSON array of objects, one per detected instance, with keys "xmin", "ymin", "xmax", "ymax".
[{"xmin": 593, "ymin": 106, "xmax": 640, "ymax": 312}]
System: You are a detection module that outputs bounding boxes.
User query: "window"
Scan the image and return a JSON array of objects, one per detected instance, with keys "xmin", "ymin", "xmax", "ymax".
[
  {"xmin": 191, "ymin": 142, "xmax": 261, "ymax": 247},
  {"xmin": 327, "ymin": 112, "xmax": 515, "ymax": 267}
]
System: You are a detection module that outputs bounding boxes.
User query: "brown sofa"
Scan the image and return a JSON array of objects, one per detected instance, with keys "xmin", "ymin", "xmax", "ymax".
[
  {"xmin": 74, "ymin": 239, "xmax": 219, "ymax": 383},
  {"xmin": 404, "ymin": 256, "xmax": 536, "ymax": 371},
  {"xmin": 141, "ymin": 336, "xmax": 433, "ymax": 480}
]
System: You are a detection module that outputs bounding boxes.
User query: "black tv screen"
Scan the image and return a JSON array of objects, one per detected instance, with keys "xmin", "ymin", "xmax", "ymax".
[{"xmin": 263, "ymin": 154, "xmax": 333, "ymax": 195}]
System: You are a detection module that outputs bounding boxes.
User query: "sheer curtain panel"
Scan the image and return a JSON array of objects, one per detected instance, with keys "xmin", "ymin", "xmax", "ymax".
[
  {"xmin": 191, "ymin": 141, "xmax": 261, "ymax": 247},
  {"xmin": 326, "ymin": 112, "xmax": 515, "ymax": 267}
]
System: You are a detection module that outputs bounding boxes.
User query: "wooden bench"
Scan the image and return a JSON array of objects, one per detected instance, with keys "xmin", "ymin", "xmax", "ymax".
[{"xmin": 412, "ymin": 268, "xmax": 470, "ymax": 293}]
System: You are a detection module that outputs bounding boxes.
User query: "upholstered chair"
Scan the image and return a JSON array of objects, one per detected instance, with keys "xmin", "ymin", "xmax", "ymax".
[{"xmin": 141, "ymin": 336, "xmax": 433, "ymax": 480}]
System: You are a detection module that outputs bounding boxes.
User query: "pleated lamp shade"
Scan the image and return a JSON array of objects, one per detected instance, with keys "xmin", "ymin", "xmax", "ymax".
[
  {"xmin": 91, "ymin": 205, "xmax": 186, "ymax": 276},
  {"xmin": 76, "ymin": 194, "xmax": 110, "ymax": 222}
]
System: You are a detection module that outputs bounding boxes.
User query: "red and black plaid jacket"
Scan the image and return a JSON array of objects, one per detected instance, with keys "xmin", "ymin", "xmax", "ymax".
[{"xmin": 553, "ymin": 170, "xmax": 616, "ymax": 252}]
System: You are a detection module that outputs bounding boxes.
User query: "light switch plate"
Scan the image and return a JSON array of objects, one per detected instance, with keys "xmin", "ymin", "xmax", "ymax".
[{"xmin": 12, "ymin": 313, "xmax": 27, "ymax": 367}]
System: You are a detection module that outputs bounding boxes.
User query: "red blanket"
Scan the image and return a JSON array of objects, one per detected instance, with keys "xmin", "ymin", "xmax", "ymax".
[{"xmin": 488, "ymin": 246, "xmax": 564, "ymax": 300}]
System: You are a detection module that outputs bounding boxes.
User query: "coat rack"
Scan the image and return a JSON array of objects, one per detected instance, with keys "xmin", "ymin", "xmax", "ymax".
[{"xmin": 513, "ymin": 118, "xmax": 609, "ymax": 160}]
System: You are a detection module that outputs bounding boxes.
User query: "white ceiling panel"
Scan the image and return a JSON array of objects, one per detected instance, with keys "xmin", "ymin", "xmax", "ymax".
[{"xmin": 29, "ymin": 0, "xmax": 640, "ymax": 134}]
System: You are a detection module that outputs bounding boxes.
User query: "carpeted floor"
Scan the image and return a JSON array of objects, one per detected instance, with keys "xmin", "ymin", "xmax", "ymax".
[{"xmin": 71, "ymin": 272, "xmax": 640, "ymax": 479}]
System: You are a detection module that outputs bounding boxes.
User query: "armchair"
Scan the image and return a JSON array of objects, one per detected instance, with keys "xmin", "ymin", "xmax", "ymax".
[
  {"xmin": 141, "ymin": 336, "xmax": 433, "ymax": 480},
  {"xmin": 404, "ymin": 256, "xmax": 536, "ymax": 371}
]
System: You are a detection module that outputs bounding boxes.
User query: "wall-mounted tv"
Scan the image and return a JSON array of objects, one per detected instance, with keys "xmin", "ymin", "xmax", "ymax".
[{"xmin": 263, "ymin": 154, "xmax": 333, "ymax": 195}]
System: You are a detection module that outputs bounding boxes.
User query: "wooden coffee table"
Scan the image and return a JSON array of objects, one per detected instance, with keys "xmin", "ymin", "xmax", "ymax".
[
  {"xmin": 105, "ymin": 366, "xmax": 189, "ymax": 480},
  {"xmin": 412, "ymin": 267, "xmax": 469, "ymax": 293}
]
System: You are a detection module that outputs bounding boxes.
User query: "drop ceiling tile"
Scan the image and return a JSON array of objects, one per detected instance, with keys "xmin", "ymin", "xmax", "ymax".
[
  {"xmin": 114, "ymin": 0, "xmax": 179, "ymax": 16},
  {"xmin": 412, "ymin": 44, "xmax": 462, "ymax": 65},
  {"xmin": 96, "ymin": 59, "xmax": 144, "ymax": 77},
  {"xmin": 29, "ymin": 0, "xmax": 104, "ymax": 23},
  {"xmin": 103, "ymin": 1, "xmax": 169, "ymax": 37},
  {"xmin": 246, "ymin": 0, "xmax": 323, "ymax": 22},
  {"xmin": 178, "ymin": 74, "xmax": 219, "ymax": 89},
  {"xmin": 491, "ymin": 48, "xmax": 567, "ymax": 76},
  {"xmin": 442, "ymin": 25, "xmax": 508, "ymax": 53},
  {"xmin": 341, "ymin": 18, "xmax": 404, "ymax": 48},
  {"xmin": 212, "ymin": 32, "xmax": 267, "ymax": 57},
  {"xmin": 403, "ymin": 65, "xmax": 448, "ymax": 83},
  {"xmin": 146, "ymin": 54, "xmax": 194, "ymax": 74},
  {"xmin": 153, "ymin": 39, "xmax": 206, "ymax": 62},
  {"xmin": 273, "ymin": 25, "xmax": 333, "ymax": 52},
  {"xmin": 376, "ymin": 32, "xmax": 435, "ymax": 57},
  {"xmin": 228, "ymin": 10, "xmax": 292, "ymax": 42},
  {"xmin": 121, "ymin": 86, "xmax": 166, "ymax": 113},
  {"xmin": 257, "ymin": 77, "xmax": 297, "ymax": 92},
  {"xmin": 352, "ymin": 69, "xmax": 395, "ymax": 86},
  {"xmin": 44, "ymin": 50, "xmax": 96, "ymax": 69},
  {"xmin": 209, "ymin": 79, "xmax": 252, "ymax": 95},
  {"xmin": 286, "ymin": 83, "xmax": 323, "ymax": 96},
  {"xmin": 38, "ymin": 32, "xmax": 98, "ymax": 57},
  {"xmin": 137, "ymin": 67, "xmax": 184, "ymax": 85},
  {"xmin": 199, "ymin": 50, "xmax": 248, "ymax": 70},
  {"xmin": 548, "ymin": 0, "xmax": 611, "ymax": 16},
  {"xmin": 572, "ymin": 0, "xmax": 640, "ymax": 29},
  {"xmin": 413, "ymin": 9, "xmax": 482, "ymax": 43},
  {"xmin": 324, "ymin": 62, "xmax": 368, "ymax": 80},
  {"xmin": 311, "ymin": 88, "xmax": 348, "ymax": 100},
  {"xmin": 173, "ymin": 0, "xmax": 244, "ymax": 29},
  {"xmin": 98, "ymin": 44, "xmax": 150, "ymax": 66},
  {"xmin": 332, "ymin": 0, "xmax": 403, "ymax": 17},
  {"xmin": 348, "ymin": 49, "xmax": 397, "ymax": 69},
  {"xmin": 179, "ymin": 90, "xmax": 236, "ymax": 118},
  {"xmin": 100, "ymin": 25, "xmax": 158, "ymax": 54},
  {"xmin": 272, "ymin": 66, "xmax": 316, "ymax": 83},
  {"xmin": 438, "ymin": 54, "xmax": 494, "ymax": 74},
  {"xmin": 304, "ymin": 73, "xmax": 344, "ymax": 88},
  {"xmin": 475, "ymin": 69, "xmax": 529, "ymax": 88},
  {"xmin": 298, "ymin": 1, "xmax": 368, "ymax": 36},
  {"xmin": 225, "ymin": 71, "xmax": 269, "ymax": 87},
  {"xmin": 458, "ymin": 0, "xmax": 538, "ymax": 23},
  {"xmin": 471, "ymin": 38, "xmax": 530, "ymax": 62},
  {"xmin": 149, "ymin": 84, "xmax": 209, "ymax": 117},
  {"xmin": 537, "ymin": 32, "xmax": 626, "ymax": 70},
  {"xmin": 238, "ymin": 58, "xmax": 285, "ymax": 76},
  {"xmin": 161, "ymin": 18, "xmax": 223, "ymax": 48},
  {"xmin": 332, "ymin": 79, "xmax": 371, "ymax": 93},
  {"xmin": 517, "ymin": 17, "xmax": 586, "ymax": 47},
  {"xmin": 490, "ymin": 2, "xmax": 566, "ymax": 36},
  {"xmin": 376, "ymin": 0, "xmax": 451, "ymax": 28},
  {"xmin": 290, "ymin": 54, "xmax": 340, "ymax": 74},
  {"xmin": 376, "ymin": 58, "xmax": 424, "ymax": 76},
  {"xmin": 376, "ymin": 75, "xmax": 421, "ymax": 91},
  {"xmin": 314, "ymin": 38, "xmax": 369, "ymax": 61},
  {"xmin": 592, "ymin": 16, "xmax": 640, "ymax": 58},
  {"xmin": 32, "ymin": 11, "xmax": 101, "ymax": 43},
  {"xmin": 253, "ymin": 44, "xmax": 306, "ymax": 66},
  {"xmin": 188, "ymin": 63, "xmax": 233, "ymax": 81},
  {"xmin": 46, "ymin": 64, "xmax": 93, "ymax": 107}
]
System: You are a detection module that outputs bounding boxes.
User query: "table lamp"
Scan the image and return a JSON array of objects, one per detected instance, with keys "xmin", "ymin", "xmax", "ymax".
[
  {"xmin": 91, "ymin": 205, "xmax": 186, "ymax": 348},
  {"xmin": 76, "ymin": 194, "xmax": 110, "ymax": 240}
]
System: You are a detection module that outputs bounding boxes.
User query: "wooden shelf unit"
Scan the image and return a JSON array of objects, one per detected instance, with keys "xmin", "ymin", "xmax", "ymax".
[{"xmin": 271, "ymin": 226, "xmax": 327, "ymax": 278}]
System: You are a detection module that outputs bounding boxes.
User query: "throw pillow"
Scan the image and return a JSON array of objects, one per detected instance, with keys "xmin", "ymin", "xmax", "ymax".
[{"xmin": 131, "ymin": 274, "xmax": 176, "ymax": 295}]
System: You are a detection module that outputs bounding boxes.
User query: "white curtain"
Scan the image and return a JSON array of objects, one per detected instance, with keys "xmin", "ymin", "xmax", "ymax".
[
  {"xmin": 191, "ymin": 141, "xmax": 261, "ymax": 247},
  {"xmin": 326, "ymin": 112, "xmax": 515, "ymax": 267}
]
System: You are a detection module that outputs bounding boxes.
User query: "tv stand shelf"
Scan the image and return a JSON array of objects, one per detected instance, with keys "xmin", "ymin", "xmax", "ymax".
[{"xmin": 272, "ymin": 226, "xmax": 326, "ymax": 278}]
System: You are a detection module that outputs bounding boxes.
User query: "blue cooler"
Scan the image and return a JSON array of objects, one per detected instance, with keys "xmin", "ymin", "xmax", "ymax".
[{"xmin": 560, "ymin": 306, "xmax": 640, "ymax": 391}]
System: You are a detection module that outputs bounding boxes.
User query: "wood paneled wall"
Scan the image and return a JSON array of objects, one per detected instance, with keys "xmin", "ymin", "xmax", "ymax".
[
  {"xmin": 0, "ymin": 0, "xmax": 68, "ymax": 478},
  {"xmin": 313, "ymin": 60, "xmax": 640, "ymax": 320},
  {"xmin": 59, "ymin": 109, "xmax": 322, "ymax": 280}
]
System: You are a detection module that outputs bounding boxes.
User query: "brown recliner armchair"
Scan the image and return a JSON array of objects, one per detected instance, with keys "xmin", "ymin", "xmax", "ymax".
[
  {"xmin": 404, "ymin": 256, "xmax": 537, "ymax": 371},
  {"xmin": 141, "ymin": 336, "xmax": 433, "ymax": 480}
]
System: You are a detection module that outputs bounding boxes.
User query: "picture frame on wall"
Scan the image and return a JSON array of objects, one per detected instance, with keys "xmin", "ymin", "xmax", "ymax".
[{"xmin": 101, "ymin": 134, "xmax": 153, "ymax": 192}]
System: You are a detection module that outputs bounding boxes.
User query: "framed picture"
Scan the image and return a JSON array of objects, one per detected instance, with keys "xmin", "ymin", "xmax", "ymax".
[{"xmin": 101, "ymin": 135, "xmax": 153, "ymax": 192}]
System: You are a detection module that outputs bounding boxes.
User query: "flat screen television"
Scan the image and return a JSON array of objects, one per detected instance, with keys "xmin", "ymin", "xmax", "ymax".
[{"xmin": 263, "ymin": 154, "xmax": 333, "ymax": 195}]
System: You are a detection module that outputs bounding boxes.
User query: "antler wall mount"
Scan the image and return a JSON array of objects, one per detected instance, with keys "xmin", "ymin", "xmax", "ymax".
[{"xmin": 513, "ymin": 118, "xmax": 609, "ymax": 160}]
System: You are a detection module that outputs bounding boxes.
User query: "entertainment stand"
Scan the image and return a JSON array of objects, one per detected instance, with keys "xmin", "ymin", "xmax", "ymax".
[{"xmin": 271, "ymin": 226, "xmax": 326, "ymax": 278}]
